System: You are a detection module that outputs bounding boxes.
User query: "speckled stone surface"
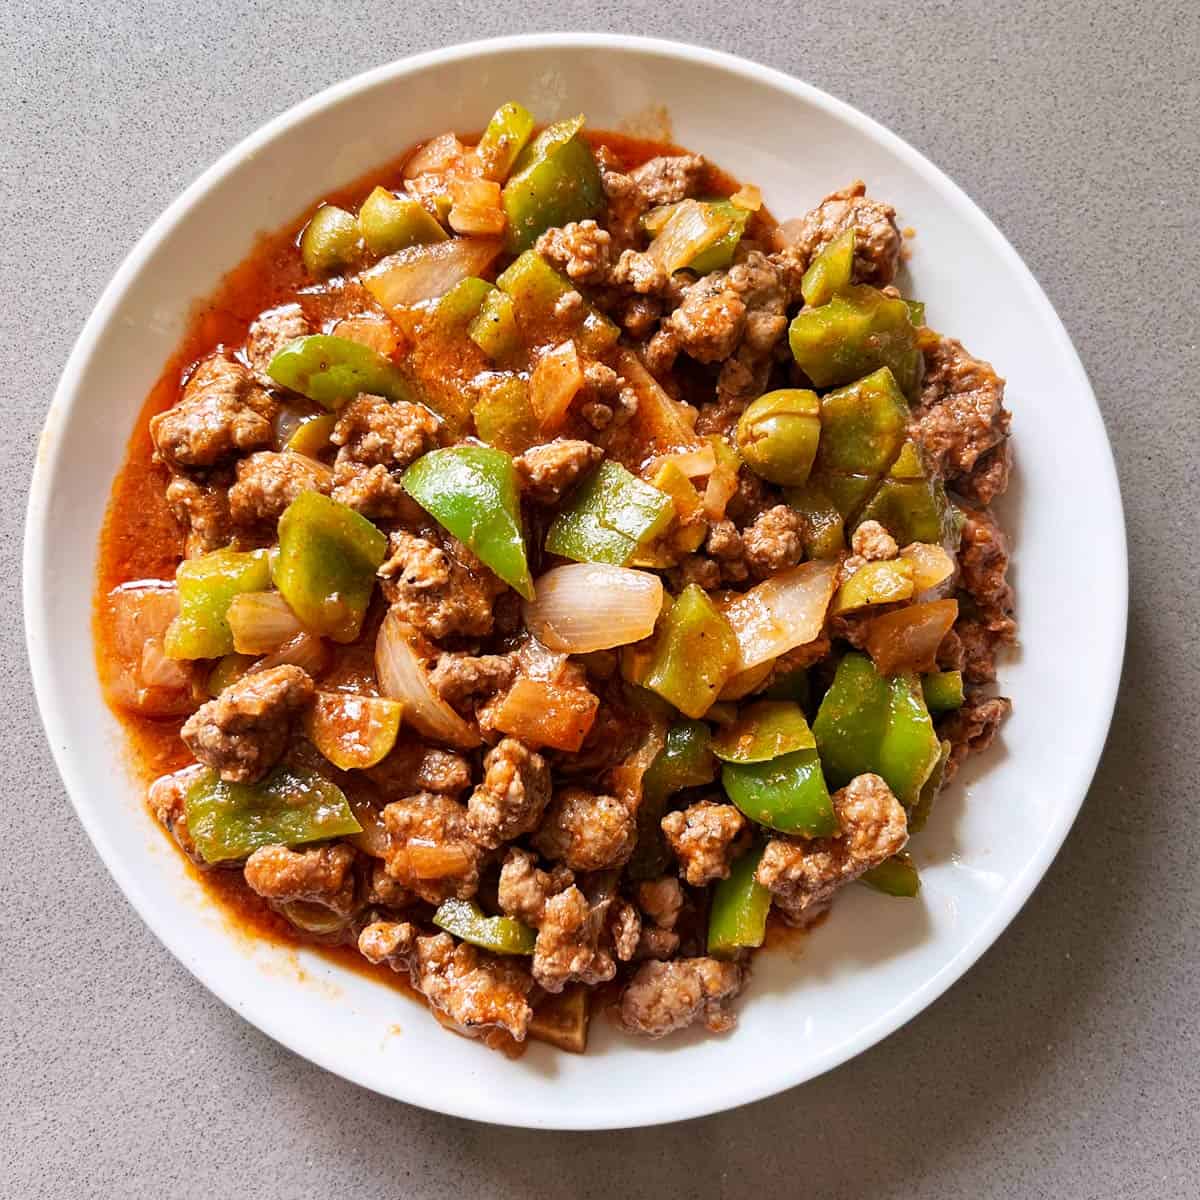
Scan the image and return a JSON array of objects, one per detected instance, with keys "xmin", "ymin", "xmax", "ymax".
[{"xmin": 3, "ymin": 3, "xmax": 1198, "ymax": 1196}]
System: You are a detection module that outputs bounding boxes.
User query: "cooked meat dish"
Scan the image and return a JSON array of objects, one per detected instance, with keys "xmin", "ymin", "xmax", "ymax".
[{"xmin": 95, "ymin": 102, "xmax": 1013, "ymax": 1054}]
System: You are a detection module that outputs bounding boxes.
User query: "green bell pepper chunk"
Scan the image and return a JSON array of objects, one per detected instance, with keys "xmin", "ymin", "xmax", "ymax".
[
  {"xmin": 815, "ymin": 367, "xmax": 911, "ymax": 479},
  {"xmin": 274, "ymin": 492, "xmax": 388, "ymax": 643},
  {"xmin": 164, "ymin": 548, "xmax": 272, "ymax": 660},
  {"xmin": 359, "ymin": 186, "xmax": 447, "ymax": 256},
  {"xmin": 403, "ymin": 445, "xmax": 533, "ymax": 600},
  {"xmin": 812, "ymin": 652, "xmax": 942, "ymax": 807},
  {"xmin": 495, "ymin": 249, "xmax": 619, "ymax": 355},
  {"xmin": 473, "ymin": 373, "xmax": 539, "ymax": 453},
  {"xmin": 785, "ymin": 480, "xmax": 845, "ymax": 559},
  {"xmin": 267, "ymin": 334, "xmax": 413, "ymax": 412},
  {"xmin": 545, "ymin": 460, "xmax": 675, "ymax": 567},
  {"xmin": 905, "ymin": 300, "xmax": 926, "ymax": 327},
  {"xmin": 801, "ymin": 228, "xmax": 855, "ymax": 307},
  {"xmin": 184, "ymin": 765, "xmax": 362, "ymax": 864},
  {"xmin": 922, "ymin": 670, "xmax": 964, "ymax": 713},
  {"xmin": 855, "ymin": 439, "xmax": 955, "ymax": 547},
  {"xmin": 689, "ymin": 199, "xmax": 750, "ymax": 274},
  {"xmin": 300, "ymin": 205, "xmax": 359, "ymax": 276},
  {"xmin": 763, "ymin": 668, "xmax": 811, "ymax": 708},
  {"xmin": 643, "ymin": 585, "xmax": 738, "ymax": 719},
  {"xmin": 860, "ymin": 852, "xmax": 921, "ymax": 897},
  {"xmin": 909, "ymin": 739, "xmax": 951, "ymax": 834},
  {"xmin": 477, "ymin": 101, "xmax": 536, "ymax": 181},
  {"xmin": 711, "ymin": 700, "xmax": 816, "ymax": 763},
  {"xmin": 628, "ymin": 719, "xmax": 717, "ymax": 881},
  {"xmin": 708, "ymin": 844, "xmax": 772, "ymax": 957},
  {"xmin": 285, "ymin": 411, "xmax": 336, "ymax": 458},
  {"xmin": 434, "ymin": 276, "xmax": 495, "ymax": 329},
  {"xmin": 433, "ymin": 897, "xmax": 536, "ymax": 955},
  {"xmin": 789, "ymin": 284, "xmax": 923, "ymax": 395},
  {"xmin": 468, "ymin": 288, "xmax": 523, "ymax": 362},
  {"xmin": 206, "ymin": 653, "xmax": 255, "ymax": 696},
  {"xmin": 502, "ymin": 115, "xmax": 604, "ymax": 253},
  {"xmin": 722, "ymin": 749, "xmax": 837, "ymax": 837}
]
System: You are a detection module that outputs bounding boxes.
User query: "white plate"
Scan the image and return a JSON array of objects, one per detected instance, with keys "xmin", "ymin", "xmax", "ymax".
[{"xmin": 23, "ymin": 34, "xmax": 1126, "ymax": 1129}]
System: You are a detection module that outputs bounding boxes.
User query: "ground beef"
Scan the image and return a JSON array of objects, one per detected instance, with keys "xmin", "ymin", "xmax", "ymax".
[
  {"xmin": 756, "ymin": 773, "xmax": 908, "ymax": 924},
  {"xmin": 381, "ymin": 791, "xmax": 482, "ymax": 904},
  {"xmin": 466, "ymin": 738, "xmax": 551, "ymax": 849},
  {"xmin": 150, "ymin": 353, "xmax": 276, "ymax": 469},
  {"xmin": 227, "ymin": 450, "xmax": 331, "ymax": 527},
  {"xmin": 663, "ymin": 274, "xmax": 747, "ymax": 364},
  {"xmin": 378, "ymin": 531, "xmax": 507, "ymax": 640},
  {"xmin": 575, "ymin": 362, "xmax": 638, "ymax": 431},
  {"xmin": 366, "ymin": 742, "xmax": 473, "ymax": 798},
  {"xmin": 180, "ymin": 664, "xmax": 314, "ymax": 784},
  {"xmin": 610, "ymin": 248, "xmax": 671, "ymax": 297},
  {"xmin": 956, "ymin": 618, "xmax": 1012, "ymax": 684},
  {"xmin": 515, "ymin": 439, "xmax": 604, "ymax": 504},
  {"xmin": 850, "ymin": 519, "xmax": 899, "ymax": 562},
  {"xmin": 956, "ymin": 506, "xmax": 1017, "ymax": 683},
  {"xmin": 366, "ymin": 861, "xmax": 414, "ymax": 909},
  {"xmin": 725, "ymin": 467, "xmax": 772, "ymax": 526},
  {"xmin": 778, "ymin": 180, "xmax": 901, "ymax": 287},
  {"xmin": 636, "ymin": 877, "xmax": 684, "ymax": 930},
  {"xmin": 957, "ymin": 441, "xmax": 1012, "ymax": 507},
  {"xmin": 535, "ymin": 219, "xmax": 614, "ymax": 284},
  {"xmin": 497, "ymin": 847, "xmax": 574, "ymax": 925},
  {"xmin": 628, "ymin": 154, "xmax": 706, "ymax": 206},
  {"xmin": 599, "ymin": 168, "xmax": 648, "ymax": 250},
  {"xmin": 711, "ymin": 251, "xmax": 791, "ymax": 409},
  {"xmin": 661, "ymin": 800, "xmax": 749, "ymax": 886},
  {"xmin": 911, "ymin": 336, "xmax": 1010, "ymax": 486},
  {"xmin": 243, "ymin": 843, "xmax": 357, "ymax": 915},
  {"xmin": 245, "ymin": 303, "xmax": 311, "ymax": 383},
  {"xmin": 618, "ymin": 958, "xmax": 744, "ymax": 1038},
  {"xmin": 429, "ymin": 652, "xmax": 518, "ymax": 711},
  {"xmin": 358, "ymin": 919, "xmax": 416, "ymax": 967},
  {"xmin": 532, "ymin": 885, "xmax": 617, "ymax": 993},
  {"xmin": 165, "ymin": 475, "xmax": 233, "ymax": 555},
  {"xmin": 609, "ymin": 898, "xmax": 642, "ymax": 962},
  {"xmin": 742, "ymin": 505, "xmax": 805, "ymax": 578},
  {"xmin": 533, "ymin": 787, "xmax": 636, "ymax": 871},
  {"xmin": 941, "ymin": 693, "xmax": 1012, "ymax": 781},
  {"xmin": 635, "ymin": 927, "xmax": 682, "ymax": 961}
]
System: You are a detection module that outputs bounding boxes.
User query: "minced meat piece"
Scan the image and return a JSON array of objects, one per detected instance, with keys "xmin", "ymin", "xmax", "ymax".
[
  {"xmin": 378, "ymin": 531, "xmax": 507, "ymax": 640},
  {"xmin": 576, "ymin": 362, "xmax": 638, "ymax": 432},
  {"xmin": 180, "ymin": 664, "xmax": 314, "ymax": 784},
  {"xmin": 956, "ymin": 618, "xmax": 1014, "ymax": 684},
  {"xmin": 366, "ymin": 861, "xmax": 415, "ymax": 909},
  {"xmin": 515, "ymin": 439, "xmax": 604, "ymax": 504},
  {"xmin": 780, "ymin": 180, "xmax": 901, "ymax": 287},
  {"xmin": 165, "ymin": 475, "xmax": 233, "ymax": 556},
  {"xmin": 532, "ymin": 885, "xmax": 616, "ymax": 993},
  {"xmin": 661, "ymin": 800, "xmax": 749, "ymax": 886},
  {"xmin": 228, "ymin": 451, "xmax": 331, "ymax": 527},
  {"xmin": 150, "ymin": 353, "xmax": 276, "ymax": 469},
  {"xmin": 957, "ymin": 441, "xmax": 1012, "ymax": 507},
  {"xmin": 756, "ymin": 773, "xmax": 908, "ymax": 924},
  {"xmin": 629, "ymin": 154, "xmax": 706, "ymax": 206},
  {"xmin": 666, "ymin": 275, "xmax": 747, "ymax": 364},
  {"xmin": 466, "ymin": 738, "xmax": 551, "ymax": 849},
  {"xmin": 634, "ymin": 926, "xmax": 682, "ymax": 961},
  {"xmin": 609, "ymin": 898, "xmax": 642, "ymax": 962},
  {"xmin": 636, "ymin": 876, "xmax": 684, "ymax": 930},
  {"xmin": 941, "ymin": 693, "xmax": 1012, "ymax": 781},
  {"xmin": 358, "ymin": 919, "xmax": 416, "ymax": 967},
  {"xmin": 743, "ymin": 505, "xmax": 805, "ymax": 578},
  {"xmin": 245, "ymin": 303, "xmax": 311, "ymax": 383},
  {"xmin": 535, "ymin": 219, "xmax": 613, "ymax": 284},
  {"xmin": 705, "ymin": 518, "xmax": 748, "ymax": 583},
  {"xmin": 429, "ymin": 652, "xmax": 518, "ymax": 711},
  {"xmin": 610, "ymin": 248, "xmax": 671, "ymax": 296},
  {"xmin": 958, "ymin": 506, "xmax": 1015, "ymax": 622},
  {"xmin": 497, "ymin": 847, "xmax": 574, "ymax": 926},
  {"xmin": 618, "ymin": 958, "xmax": 744, "ymax": 1038},
  {"xmin": 381, "ymin": 792, "xmax": 482, "ymax": 905},
  {"xmin": 533, "ymin": 787, "xmax": 636, "ymax": 871},
  {"xmin": 366, "ymin": 742, "xmax": 472, "ymax": 798},
  {"xmin": 243, "ymin": 843, "xmax": 357, "ymax": 915},
  {"xmin": 850, "ymin": 519, "xmax": 899, "ymax": 562}
]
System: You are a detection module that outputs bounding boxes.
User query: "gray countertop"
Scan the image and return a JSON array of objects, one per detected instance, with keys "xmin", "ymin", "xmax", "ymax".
[{"xmin": 3, "ymin": 3, "xmax": 1197, "ymax": 1196}]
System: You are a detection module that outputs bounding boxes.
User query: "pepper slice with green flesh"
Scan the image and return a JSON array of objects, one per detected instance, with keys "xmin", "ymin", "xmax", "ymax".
[
  {"xmin": 434, "ymin": 276, "xmax": 495, "ymax": 329},
  {"xmin": 711, "ymin": 700, "xmax": 816, "ymax": 763},
  {"xmin": 358, "ymin": 186, "xmax": 448, "ymax": 256},
  {"xmin": 468, "ymin": 288, "xmax": 523, "ymax": 362},
  {"xmin": 285, "ymin": 412, "xmax": 337, "ymax": 458},
  {"xmin": 433, "ymin": 898, "xmax": 536, "ymax": 955},
  {"xmin": 707, "ymin": 844, "xmax": 772, "ymax": 957},
  {"xmin": 812, "ymin": 651, "xmax": 942, "ymax": 807},
  {"xmin": 789, "ymin": 285, "xmax": 923, "ymax": 396},
  {"xmin": 855, "ymin": 439, "xmax": 956, "ymax": 547},
  {"xmin": 502, "ymin": 116, "xmax": 604, "ymax": 253},
  {"xmin": 908, "ymin": 739, "xmax": 951, "ymax": 834},
  {"xmin": 689, "ymin": 199, "xmax": 749, "ymax": 274},
  {"xmin": 829, "ymin": 558, "xmax": 916, "ymax": 616},
  {"xmin": 860, "ymin": 852, "xmax": 921, "ymax": 897},
  {"xmin": 722, "ymin": 749, "xmax": 837, "ymax": 838},
  {"xmin": 300, "ymin": 205, "xmax": 359, "ymax": 277},
  {"xmin": 473, "ymin": 373, "xmax": 539, "ymax": 454},
  {"xmin": 304, "ymin": 692, "xmax": 403, "ymax": 771},
  {"xmin": 785, "ymin": 480, "xmax": 845, "ymax": 559},
  {"xmin": 267, "ymin": 334, "xmax": 414, "ymax": 411},
  {"xmin": 495, "ymin": 249, "xmax": 619, "ymax": 355},
  {"xmin": 545, "ymin": 460, "xmax": 675, "ymax": 567},
  {"xmin": 763, "ymin": 668, "xmax": 811, "ymax": 708},
  {"xmin": 477, "ymin": 101, "xmax": 536, "ymax": 182},
  {"xmin": 801, "ymin": 228, "xmax": 855, "ymax": 307},
  {"xmin": 921, "ymin": 670, "xmax": 964, "ymax": 713},
  {"xmin": 164, "ymin": 548, "xmax": 272, "ymax": 660},
  {"xmin": 184, "ymin": 765, "xmax": 362, "ymax": 865},
  {"xmin": 402, "ymin": 446, "xmax": 534, "ymax": 600},
  {"xmin": 815, "ymin": 367, "xmax": 911, "ymax": 480},
  {"xmin": 642, "ymin": 584, "xmax": 739, "ymax": 719},
  {"xmin": 274, "ymin": 492, "xmax": 388, "ymax": 643}
]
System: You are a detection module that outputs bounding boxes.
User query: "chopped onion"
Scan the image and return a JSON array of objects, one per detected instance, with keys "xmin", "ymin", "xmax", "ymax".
[
  {"xmin": 730, "ymin": 184, "xmax": 763, "ymax": 212},
  {"xmin": 702, "ymin": 462, "xmax": 739, "ymax": 520},
  {"xmin": 140, "ymin": 637, "xmax": 192, "ymax": 690},
  {"xmin": 723, "ymin": 560, "xmax": 839, "ymax": 671},
  {"xmin": 363, "ymin": 237, "xmax": 502, "ymax": 313},
  {"xmin": 228, "ymin": 591, "xmax": 306, "ymax": 655},
  {"xmin": 345, "ymin": 790, "xmax": 391, "ymax": 858},
  {"xmin": 606, "ymin": 719, "xmax": 667, "ymax": 809},
  {"xmin": 649, "ymin": 445, "xmax": 716, "ymax": 479},
  {"xmin": 523, "ymin": 563, "xmax": 664, "ymax": 653},
  {"xmin": 104, "ymin": 581, "xmax": 196, "ymax": 716},
  {"xmin": 529, "ymin": 341, "xmax": 583, "ymax": 432},
  {"xmin": 900, "ymin": 542, "xmax": 956, "ymax": 593},
  {"xmin": 717, "ymin": 660, "xmax": 774, "ymax": 701},
  {"xmin": 515, "ymin": 635, "xmax": 574, "ymax": 683},
  {"xmin": 448, "ymin": 177, "xmax": 506, "ymax": 235},
  {"xmin": 616, "ymin": 349, "xmax": 704, "ymax": 456},
  {"xmin": 403, "ymin": 841, "xmax": 476, "ymax": 880},
  {"xmin": 330, "ymin": 316, "xmax": 400, "ymax": 356},
  {"xmin": 647, "ymin": 199, "xmax": 732, "ymax": 274},
  {"xmin": 403, "ymin": 132, "xmax": 465, "ymax": 178},
  {"xmin": 254, "ymin": 631, "xmax": 331, "ymax": 677},
  {"xmin": 375, "ymin": 610, "xmax": 480, "ymax": 748},
  {"xmin": 278, "ymin": 900, "xmax": 349, "ymax": 937},
  {"xmin": 865, "ymin": 599, "xmax": 959, "ymax": 675}
]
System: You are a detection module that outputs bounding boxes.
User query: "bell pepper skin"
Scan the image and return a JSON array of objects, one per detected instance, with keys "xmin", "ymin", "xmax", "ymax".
[
  {"xmin": 855, "ymin": 440, "xmax": 955, "ymax": 547},
  {"xmin": 164, "ymin": 548, "xmax": 272, "ymax": 660},
  {"xmin": 722, "ymin": 748, "xmax": 837, "ymax": 837},
  {"xmin": 689, "ymin": 199, "xmax": 749, "ymax": 274},
  {"xmin": 358, "ymin": 186, "xmax": 447, "ymax": 256},
  {"xmin": 434, "ymin": 275, "xmax": 495, "ymax": 329},
  {"xmin": 184, "ymin": 764, "xmax": 362, "ymax": 864},
  {"xmin": 473, "ymin": 373, "xmax": 539, "ymax": 453},
  {"xmin": 763, "ymin": 667, "xmax": 811, "ymax": 708},
  {"xmin": 801, "ymin": 227, "xmax": 855, "ymax": 307},
  {"xmin": 860, "ymin": 852, "xmax": 921, "ymax": 897},
  {"xmin": 477, "ymin": 101, "xmax": 536, "ymax": 181},
  {"xmin": 711, "ymin": 700, "xmax": 816, "ymax": 763},
  {"xmin": 905, "ymin": 300, "xmax": 926, "ymax": 327},
  {"xmin": 206, "ymin": 653, "xmax": 255, "ymax": 696},
  {"xmin": 707, "ymin": 844, "xmax": 772, "ymax": 957},
  {"xmin": 830, "ymin": 559, "xmax": 916, "ymax": 616},
  {"xmin": 300, "ymin": 204, "xmax": 359, "ymax": 276},
  {"xmin": 285, "ymin": 411, "xmax": 337, "ymax": 458},
  {"xmin": 267, "ymin": 334, "xmax": 414, "ymax": 411},
  {"xmin": 468, "ymin": 288, "xmax": 523, "ymax": 362},
  {"xmin": 922, "ymin": 670, "xmax": 964, "ymax": 713},
  {"xmin": 495, "ymin": 249, "xmax": 619, "ymax": 354},
  {"xmin": 785, "ymin": 480, "xmax": 845, "ymax": 559},
  {"xmin": 502, "ymin": 116, "xmax": 604, "ymax": 253},
  {"xmin": 909, "ymin": 739, "xmax": 951, "ymax": 833},
  {"xmin": 402, "ymin": 446, "xmax": 533, "ymax": 599},
  {"xmin": 789, "ymin": 285, "xmax": 923, "ymax": 395},
  {"xmin": 643, "ymin": 585, "xmax": 739, "ymax": 718},
  {"xmin": 274, "ymin": 492, "xmax": 388, "ymax": 643},
  {"xmin": 545, "ymin": 460, "xmax": 675, "ymax": 567},
  {"xmin": 433, "ymin": 897, "xmax": 536, "ymax": 955},
  {"xmin": 816, "ymin": 367, "xmax": 910, "ymax": 480}
]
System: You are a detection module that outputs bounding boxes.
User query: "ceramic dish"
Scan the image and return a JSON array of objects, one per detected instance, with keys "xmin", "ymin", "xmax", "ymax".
[{"xmin": 24, "ymin": 34, "xmax": 1126, "ymax": 1129}]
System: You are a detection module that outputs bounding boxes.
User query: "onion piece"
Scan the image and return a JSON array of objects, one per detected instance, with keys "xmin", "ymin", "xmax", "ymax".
[
  {"xmin": 616, "ymin": 349, "xmax": 704, "ymax": 457},
  {"xmin": 900, "ymin": 542, "xmax": 956, "ymax": 593},
  {"xmin": 278, "ymin": 900, "xmax": 349, "ymax": 937},
  {"xmin": 363, "ymin": 237, "xmax": 502, "ymax": 314},
  {"xmin": 329, "ymin": 316, "xmax": 400, "ymax": 356},
  {"xmin": 723, "ymin": 560, "xmax": 839, "ymax": 671},
  {"xmin": 448, "ymin": 177, "xmax": 506, "ymax": 235},
  {"xmin": 702, "ymin": 461, "xmax": 739, "ymax": 520},
  {"xmin": 103, "ymin": 581, "xmax": 197, "ymax": 717},
  {"xmin": 254, "ymin": 631, "xmax": 331, "ymax": 677},
  {"xmin": 375, "ymin": 610, "xmax": 480, "ymax": 748},
  {"xmin": 529, "ymin": 341, "xmax": 584, "ymax": 432},
  {"xmin": 649, "ymin": 445, "xmax": 716, "ymax": 479},
  {"xmin": 345, "ymin": 790, "xmax": 391, "ymax": 858},
  {"xmin": 403, "ymin": 132, "xmax": 465, "ymax": 178},
  {"xmin": 865, "ymin": 599, "xmax": 959, "ymax": 675},
  {"xmin": 647, "ymin": 199, "xmax": 732, "ymax": 274},
  {"xmin": 523, "ymin": 564, "xmax": 664, "ymax": 653},
  {"xmin": 228, "ymin": 591, "xmax": 306, "ymax": 655},
  {"xmin": 730, "ymin": 184, "xmax": 763, "ymax": 212}
]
